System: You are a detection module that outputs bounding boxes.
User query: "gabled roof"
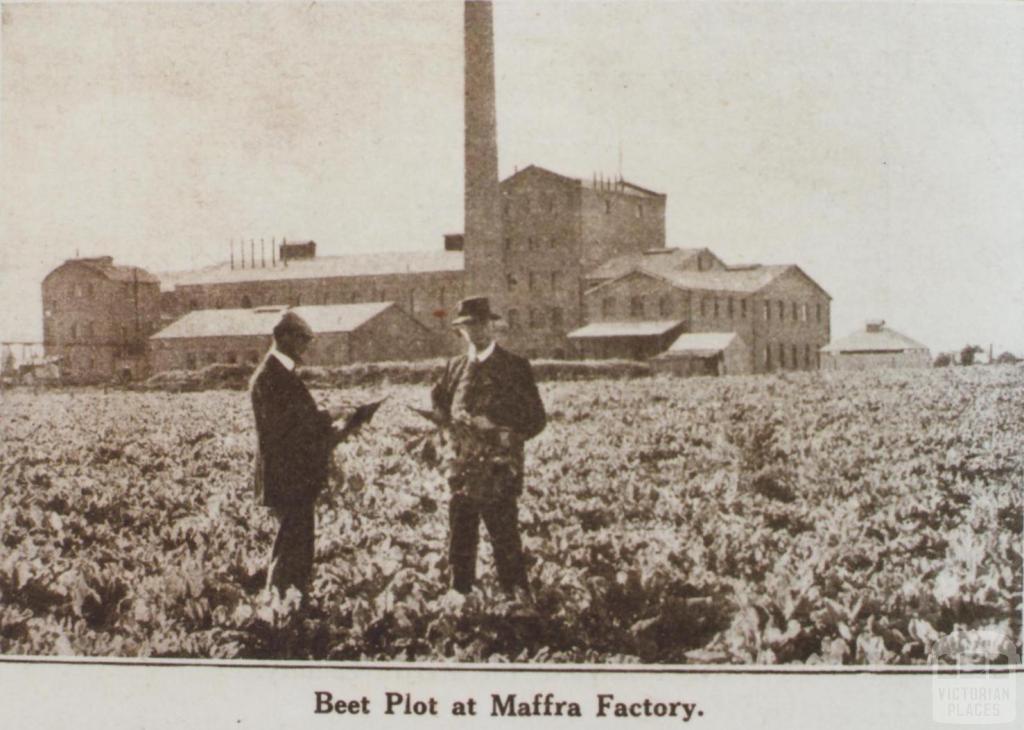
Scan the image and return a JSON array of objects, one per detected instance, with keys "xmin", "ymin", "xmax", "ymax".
[
  {"xmin": 821, "ymin": 324, "xmax": 929, "ymax": 354},
  {"xmin": 567, "ymin": 320, "xmax": 683, "ymax": 339},
  {"xmin": 45, "ymin": 257, "xmax": 160, "ymax": 285},
  {"xmin": 654, "ymin": 332, "xmax": 738, "ymax": 358},
  {"xmin": 151, "ymin": 302, "xmax": 395, "ymax": 340},
  {"xmin": 585, "ymin": 247, "xmax": 704, "ymax": 282},
  {"xmin": 501, "ymin": 164, "xmax": 665, "ymax": 198},
  {"xmin": 585, "ymin": 264, "xmax": 789, "ymax": 297},
  {"xmin": 159, "ymin": 250, "xmax": 464, "ymax": 291}
]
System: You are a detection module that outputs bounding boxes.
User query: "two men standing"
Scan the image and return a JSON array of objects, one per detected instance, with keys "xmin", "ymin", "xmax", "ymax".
[{"xmin": 250, "ymin": 296, "xmax": 546, "ymax": 602}]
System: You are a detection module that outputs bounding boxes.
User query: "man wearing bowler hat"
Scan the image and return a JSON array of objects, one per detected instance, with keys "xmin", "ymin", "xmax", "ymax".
[
  {"xmin": 430, "ymin": 296, "xmax": 547, "ymax": 601},
  {"xmin": 250, "ymin": 310, "xmax": 358, "ymax": 599}
]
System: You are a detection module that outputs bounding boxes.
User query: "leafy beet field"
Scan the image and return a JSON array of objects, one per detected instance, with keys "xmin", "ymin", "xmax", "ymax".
[{"xmin": 1, "ymin": 367, "xmax": 1021, "ymax": 664}]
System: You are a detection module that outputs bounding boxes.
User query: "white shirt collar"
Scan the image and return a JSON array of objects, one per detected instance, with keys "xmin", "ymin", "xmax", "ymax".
[
  {"xmin": 469, "ymin": 340, "xmax": 496, "ymax": 363},
  {"xmin": 270, "ymin": 346, "xmax": 296, "ymax": 372}
]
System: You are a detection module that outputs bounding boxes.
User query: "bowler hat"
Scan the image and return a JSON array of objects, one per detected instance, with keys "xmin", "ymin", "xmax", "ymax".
[
  {"xmin": 451, "ymin": 296, "xmax": 501, "ymax": 326},
  {"xmin": 273, "ymin": 310, "xmax": 314, "ymax": 340}
]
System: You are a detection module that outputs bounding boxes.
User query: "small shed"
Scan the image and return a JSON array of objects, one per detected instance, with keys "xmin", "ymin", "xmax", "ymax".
[
  {"xmin": 651, "ymin": 332, "xmax": 749, "ymax": 376},
  {"xmin": 820, "ymin": 320, "xmax": 931, "ymax": 370},
  {"xmin": 150, "ymin": 302, "xmax": 440, "ymax": 372},
  {"xmin": 567, "ymin": 320, "xmax": 686, "ymax": 360}
]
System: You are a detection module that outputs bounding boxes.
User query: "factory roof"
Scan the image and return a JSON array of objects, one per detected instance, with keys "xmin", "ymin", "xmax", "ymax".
[
  {"xmin": 654, "ymin": 332, "xmax": 738, "ymax": 358},
  {"xmin": 821, "ymin": 323, "xmax": 929, "ymax": 353},
  {"xmin": 44, "ymin": 257, "xmax": 160, "ymax": 285},
  {"xmin": 159, "ymin": 250, "xmax": 464, "ymax": 291},
  {"xmin": 586, "ymin": 263, "xmax": 830, "ymax": 299},
  {"xmin": 567, "ymin": 320, "xmax": 684, "ymax": 339},
  {"xmin": 151, "ymin": 302, "xmax": 395, "ymax": 340},
  {"xmin": 585, "ymin": 248, "xmax": 706, "ymax": 282},
  {"xmin": 501, "ymin": 165, "xmax": 665, "ymax": 198}
]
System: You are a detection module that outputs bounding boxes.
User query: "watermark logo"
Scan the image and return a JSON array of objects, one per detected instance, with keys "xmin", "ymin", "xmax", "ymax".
[{"xmin": 931, "ymin": 628, "xmax": 1018, "ymax": 725}]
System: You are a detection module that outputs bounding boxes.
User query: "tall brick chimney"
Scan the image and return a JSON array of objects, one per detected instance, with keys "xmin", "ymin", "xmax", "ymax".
[{"xmin": 463, "ymin": 0, "xmax": 503, "ymax": 306}]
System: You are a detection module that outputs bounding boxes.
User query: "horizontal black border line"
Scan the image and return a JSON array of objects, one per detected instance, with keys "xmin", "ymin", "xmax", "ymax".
[{"xmin": 0, "ymin": 657, "xmax": 1021, "ymax": 675}]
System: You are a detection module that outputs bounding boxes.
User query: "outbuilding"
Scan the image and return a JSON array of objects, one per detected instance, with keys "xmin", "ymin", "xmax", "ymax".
[
  {"xmin": 650, "ymin": 332, "xmax": 750, "ymax": 376},
  {"xmin": 150, "ymin": 302, "xmax": 441, "ymax": 372},
  {"xmin": 819, "ymin": 320, "xmax": 931, "ymax": 371}
]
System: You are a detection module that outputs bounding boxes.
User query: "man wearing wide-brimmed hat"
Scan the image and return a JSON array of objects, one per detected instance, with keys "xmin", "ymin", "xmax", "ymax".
[
  {"xmin": 429, "ymin": 296, "xmax": 547, "ymax": 601},
  {"xmin": 250, "ymin": 310, "xmax": 355, "ymax": 599}
]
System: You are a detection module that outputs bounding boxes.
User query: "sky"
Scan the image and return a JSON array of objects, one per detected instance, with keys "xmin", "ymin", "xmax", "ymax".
[{"xmin": 1, "ymin": 1, "xmax": 1022, "ymax": 355}]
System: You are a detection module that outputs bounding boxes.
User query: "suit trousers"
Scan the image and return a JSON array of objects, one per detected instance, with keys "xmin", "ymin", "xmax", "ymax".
[
  {"xmin": 267, "ymin": 501, "xmax": 316, "ymax": 598},
  {"xmin": 448, "ymin": 492, "xmax": 528, "ymax": 596}
]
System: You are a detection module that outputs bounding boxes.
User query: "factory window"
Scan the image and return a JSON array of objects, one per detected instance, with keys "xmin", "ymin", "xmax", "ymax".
[
  {"xmin": 792, "ymin": 302, "xmax": 798, "ymax": 321},
  {"xmin": 241, "ymin": 295, "xmax": 252, "ymax": 308},
  {"xmin": 791, "ymin": 344, "xmax": 798, "ymax": 368},
  {"xmin": 727, "ymin": 298, "xmax": 734, "ymax": 319},
  {"xmin": 70, "ymin": 323, "xmax": 78, "ymax": 339},
  {"xmin": 777, "ymin": 300, "xmax": 784, "ymax": 320},
  {"xmin": 601, "ymin": 298, "xmax": 615, "ymax": 318},
  {"xmin": 550, "ymin": 307, "xmax": 563, "ymax": 328},
  {"xmin": 713, "ymin": 299, "xmax": 720, "ymax": 318},
  {"xmin": 248, "ymin": 351, "xmax": 259, "ymax": 364},
  {"xmin": 529, "ymin": 308, "xmax": 543, "ymax": 328},
  {"xmin": 546, "ymin": 194, "xmax": 555, "ymax": 212},
  {"xmin": 186, "ymin": 353, "xmax": 197, "ymax": 370},
  {"xmin": 605, "ymin": 199, "xmax": 612, "ymax": 214},
  {"xmin": 805, "ymin": 344, "xmax": 812, "ymax": 368},
  {"xmin": 120, "ymin": 325, "xmax": 128, "ymax": 340},
  {"xmin": 741, "ymin": 299, "xmax": 747, "ymax": 318},
  {"xmin": 764, "ymin": 345, "xmax": 771, "ymax": 370},
  {"xmin": 659, "ymin": 296, "xmax": 672, "ymax": 318},
  {"xmin": 214, "ymin": 299, "xmax": 223, "ymax": 309},
  {"xmin": 763, "ymin": 301, "xmax": 770, "ymax": 321},
  {"xmin": 227, "ymin": 352, "xmax": 237, "ymax": 364},
  {"xmin": 550, "ymin": 271, "xmax": 561, "ymax": 291},
  {"xmin": 189, "ymin": 299, "xmax": 198, "ymax": 311},
  {"xmin": 74, "ymin": 284, "xmax": 83, "ymax": 298},
  {"xmin": 528, "ymin": 237, "xmax": 535, "ymax": 251},
  {"xmin": 816, "ymin": 304, "xmax": 822, "ymax": 323},
  {"xmin": 778, "ymin": 343, "xmax": 786, "ymax": 369},
  {"xmin": 507, "ymin": 309, "xmax": 519, "ymax": 330},
  {"xmin": 800, "ymin": 303, "xmax": 808, "ymax": 322},
  {"xmin": 506, "ymin": 272, "xmax": 517, "ymax": 291},
  {"xmin": 528, "ymin": 272, "xmax": 536, "ymax": 291},
  {"xmin": 630, "ymin": 296, "xmax": 644, "ymax": 317},
  {"xmin": 87, "ymin": 357, "xmax": 95, "ymax": 371},
  {"xmin": 700, "ymin": 298, "xmax": 707, "ymax": 318},
  {"xmin": 635, "ymin": 204, "xmax": 643, "ymax": 219}
]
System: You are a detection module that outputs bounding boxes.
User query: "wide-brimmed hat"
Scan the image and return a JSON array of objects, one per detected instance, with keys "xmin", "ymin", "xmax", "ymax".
[{"xmin": 451, "ymin": 296, "xmax": 502, "ymax": 326}]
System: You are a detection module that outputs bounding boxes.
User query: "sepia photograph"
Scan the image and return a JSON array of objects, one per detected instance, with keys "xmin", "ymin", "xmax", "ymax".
[{"xmin": 0, "ymin": 0, "xmax": 1021, "ymax": 698}]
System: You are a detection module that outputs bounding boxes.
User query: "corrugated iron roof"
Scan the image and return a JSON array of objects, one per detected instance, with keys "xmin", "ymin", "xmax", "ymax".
[
  {"xmin": 151, "ymin": 302, "xmax": 394, "ymax": 340},
  {"xmin": 47, "ymin": 258, "xmax": 160, "ymax": 285},
  {"xmin": 159, "ymin": 250, "xmax": 464, "ymax": 291},
  {"xmin": 502, "ymin": 165, "xmax": 665, "ymax": 198},
  {"xmin": 567, "ymin": 320, "xmax": 683, "ymax": 339},
  {"xmin": 585, "ymin": 248, "xmax": 703, "ymax": 281},
  {"xmin": 655, "ymin": 332, "xmax": 738, "ymax": 358},
  {"xmin": 821, "ymin": 324, "xmax": 929, "ymax": 354}
]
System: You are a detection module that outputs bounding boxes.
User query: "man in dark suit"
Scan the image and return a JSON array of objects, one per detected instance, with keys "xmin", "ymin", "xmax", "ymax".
[
  {"xmin": 430, "ymin": 296, "xmax": 546, "ymax": 600},
  {"xmin": 250, "ymin": 311, "xmax": 352, "ymax": 598}
]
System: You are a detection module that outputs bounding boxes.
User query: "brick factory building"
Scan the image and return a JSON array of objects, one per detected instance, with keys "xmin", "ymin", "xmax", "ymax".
[
  {"xmin": 41, "ymin": 256, "xmax": 161, "ymax": 383},
  {"xmin": 572, "ymin": 260, "xmax": 830, "ymax": 374},
  {"xmin": 149, "ymin": 302, "xmax": 439, "ymax": 373},
  {"xmin": 820, "ymin": 320, "xmax": 931, "ymax": 371}
]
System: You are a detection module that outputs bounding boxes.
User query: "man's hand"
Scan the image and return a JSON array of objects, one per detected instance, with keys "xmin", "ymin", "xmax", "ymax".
[{"xmin": 456, "ymin": 413, "xmax": 499, "ymax": 431}]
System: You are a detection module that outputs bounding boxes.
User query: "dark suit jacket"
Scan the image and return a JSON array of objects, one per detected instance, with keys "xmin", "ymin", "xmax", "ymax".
[
  {"xmin": 430, "ymin": 343, "xmax": 547, "ymax": 455},
  {"xmin": 250, "ymin": 353, "xmax": 336, "ymax": 511}
]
